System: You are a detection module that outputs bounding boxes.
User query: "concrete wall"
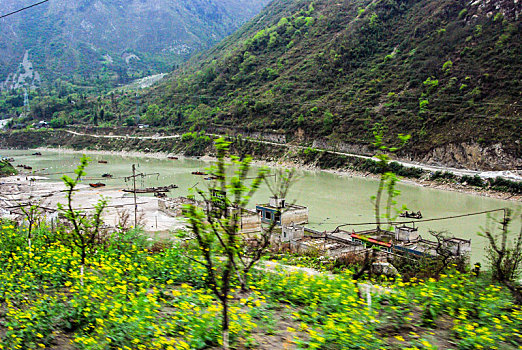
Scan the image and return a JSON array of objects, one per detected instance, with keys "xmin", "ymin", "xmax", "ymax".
[
  {"xmin": 159, "ymin": 197, "xmax": 261, "ymax": 234},
  {"xmin": 239, "ymin": 210, "xmax": 261, "ymax": 234},
  {"xmin": 281, "ymin": 207, "xmax": 308, "ymax": 226},
  {"xmin": 281, "ymin": 224, "xmax": 304, "ymax": 242}
]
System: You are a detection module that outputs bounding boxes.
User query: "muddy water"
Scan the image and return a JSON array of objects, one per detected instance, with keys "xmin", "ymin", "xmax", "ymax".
[{"xmin": 3, "ymin": 149, "xmax": 521, "ymax": 264}]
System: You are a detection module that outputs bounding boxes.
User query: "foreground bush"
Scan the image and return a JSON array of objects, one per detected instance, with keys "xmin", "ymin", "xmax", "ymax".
[{"xmin": 0, "ymin": 221, "xmax": 521, "ymax": 349}]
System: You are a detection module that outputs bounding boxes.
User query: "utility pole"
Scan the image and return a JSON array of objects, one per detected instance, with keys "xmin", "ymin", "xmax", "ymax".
[
  {"xmin": 123, "ymin": 166, "xmax": 161, "ymax": 229},
  {"xmin": 132, "ymin": 164, "xmax": 137, "ymax": 228}
]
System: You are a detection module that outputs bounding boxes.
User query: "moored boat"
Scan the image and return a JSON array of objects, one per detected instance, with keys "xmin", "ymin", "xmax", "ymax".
[{"xmin": 399, "ymin": 211, "xmax": 423, "ymax": 219}]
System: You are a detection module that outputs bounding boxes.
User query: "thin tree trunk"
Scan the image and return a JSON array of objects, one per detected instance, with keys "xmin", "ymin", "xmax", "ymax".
[
  {"xmin": 374, "ymin": 176, "xmax": 385, "ymax": 231},
  {"xmin": 222, "ymin": 298, "xmax": 229, "ymax": 349}
]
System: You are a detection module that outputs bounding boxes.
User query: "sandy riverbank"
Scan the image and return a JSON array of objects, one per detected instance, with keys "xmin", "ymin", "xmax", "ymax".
[
  {"xmin": 0, "ymin": 174, "xmax": 186, "ymax": 236},
  {"xmin": 34, "ymin": 146, "xmax": 521, "ymax": 203}
]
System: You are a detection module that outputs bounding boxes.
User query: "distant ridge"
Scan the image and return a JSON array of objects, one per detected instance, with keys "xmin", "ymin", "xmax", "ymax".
[
  {"xmin": 141, "ymin": 0, "xmax": 520, "ymax": 164},
  {"xmin": 0, "ymin": 0, "xmax": 270, "ymax": 88}
]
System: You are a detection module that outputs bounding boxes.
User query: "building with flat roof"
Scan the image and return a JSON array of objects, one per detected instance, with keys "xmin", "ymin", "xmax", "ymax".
[{"xmin": 255, "ymin": 196, "xmax": 308, "ymax": 226}]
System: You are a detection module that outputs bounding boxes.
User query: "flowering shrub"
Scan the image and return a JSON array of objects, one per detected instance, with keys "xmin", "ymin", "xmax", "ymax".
[{"xmin": 0, "ymin": 221, "xmax": 521, "ymax": 349}]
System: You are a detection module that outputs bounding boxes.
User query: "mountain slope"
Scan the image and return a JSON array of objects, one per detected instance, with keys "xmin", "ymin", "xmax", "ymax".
[
  {"xmin": 144, "ymin": 0, "xmax": 520, "ymax": 163},
  {"xmin": 0, "ymin": 0, "xmax": 270, "ymax": 88}
]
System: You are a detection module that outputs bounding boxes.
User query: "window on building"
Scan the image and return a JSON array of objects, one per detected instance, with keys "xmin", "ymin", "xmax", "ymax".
[{"xmin": 265, "ymin": 211, "xmax": 272, "ymax": 220}]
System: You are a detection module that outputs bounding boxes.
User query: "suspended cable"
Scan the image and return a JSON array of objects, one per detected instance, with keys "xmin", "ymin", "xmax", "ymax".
[
  {"xmin": 332, "ymin": 208, "xmax": 508, "ymax": 232},
  {"xmin": 0, "ymin": 0, "xmax": 49, "ymax": 20}
]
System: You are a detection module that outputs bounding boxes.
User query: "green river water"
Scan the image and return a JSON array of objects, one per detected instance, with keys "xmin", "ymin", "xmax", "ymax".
[{"xmin": 2, "ymin": 149, "xmax": 521, "ymax": 264}]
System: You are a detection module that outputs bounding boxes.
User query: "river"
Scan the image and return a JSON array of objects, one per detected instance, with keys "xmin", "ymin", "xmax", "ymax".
[{"xmin": 3, "ymin": 149, "xmax": 521, "ymax": 264}]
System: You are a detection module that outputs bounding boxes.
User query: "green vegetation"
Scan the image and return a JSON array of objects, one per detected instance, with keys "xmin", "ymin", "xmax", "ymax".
[
  {"xmin": 1, "ymin": 215, "xmax": 521, "ymax": 349},
  {"xmin": 112, "ymin": 0, "xmax": 520, "ymax": 157},
  {"xmin": 3, "ymin": 0, "xmax": 520, "ymax": 168},
  {"xmin": 0, "ymin": 0, "xmax": 269, "ymax": 92},
  {"xmin": 0, "ymin": 159, "xmax": 17, "ymax": 176},
  {"xmin": 179, "ymin": 131, "xmax": 213, "ymax": 156},
  {"xmin": 370, "ymin": 124, "xmax": 410, "ymax": 229},
  {"xmin": 182, "ymin": 138, "xmax": 291, "ymax": 348},
  {"xmin": 431, "ymin": 170, "xmax": 522, "ymax": 194},
  {"xmin": 480, "ymin": 209, "xmax": 522, "ymax": 304},
  {"xmin": 0, "ymin": 144, "xmax": 521, "ymax": 348}
]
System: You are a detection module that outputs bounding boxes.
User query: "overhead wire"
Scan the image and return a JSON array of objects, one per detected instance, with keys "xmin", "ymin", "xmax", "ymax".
[
  {"xmin": 332, "ymin": 208, "xmax": 508, "ymax": 232},
  {"xmin": 0, "ymin": 0, "xmax": 49, "ymax": 20}
]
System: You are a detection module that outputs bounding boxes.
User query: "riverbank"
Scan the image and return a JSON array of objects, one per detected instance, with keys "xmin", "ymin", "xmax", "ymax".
[
  {"xmin": 2, "ymin": 219, "xmax": 520, "ymax": 350},
  {"xmin": 0, "ymin": 174, "xmax": 185, "ymax": 235},
  {"xmin": 1, "ymin": 129, "xmax": 520, "ymax": 201},
  {"xmin": 32, "ymin": 146, "xmax": 521, "ymax": 202}
]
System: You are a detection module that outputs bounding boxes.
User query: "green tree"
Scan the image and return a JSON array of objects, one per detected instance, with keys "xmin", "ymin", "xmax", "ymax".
[
  {"xmin": 182, "ymin": 138, "xmax": 293, "ymax": 349},
  {"xmin": 142, "ymin": 104, "xmax": 162, "ymax": 126},
  {"xmin": 481, "ymin": 209, "xmax": 522, "ymax": 304},
  {"xmin": 18, "ymin": 201, "xmax": 44, "ymax": 250},
  {"xmin": 371, "ymin": 124, "xmax": 410, "ymax": 230},
  {"xmin": 57, "ymin": 155, "xmax": 107, "ymax": 285}
]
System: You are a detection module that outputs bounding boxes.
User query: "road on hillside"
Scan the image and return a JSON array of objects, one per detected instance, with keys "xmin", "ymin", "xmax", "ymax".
[{"xmin": 63, "ymin": 130, "xmax": 522, "ymax": 181}]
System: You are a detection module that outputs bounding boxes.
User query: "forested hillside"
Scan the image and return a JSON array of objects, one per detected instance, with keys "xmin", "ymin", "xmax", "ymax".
[
  {"xmin": 3, "ymin": 0, "xmax": 521, "ymax": 168},
  {"xmin": 0, "ymin": 0, "xmax": 269, "ymax": 89},
  {"xmin": 142, "ymin": 0, "xmax": 520, "ymax": 159}
]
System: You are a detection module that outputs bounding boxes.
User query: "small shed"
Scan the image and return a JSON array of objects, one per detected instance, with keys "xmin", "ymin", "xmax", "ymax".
[
  {"xmin": 443, "ymin": 237, "xmax": 471, "ymax": 256},
  {"xmin": 394, "ymin": 225, "xmax": 420, "ymax": 242},
  {"xmin": 281, "ymin": 223, "xmax": 305, "ymax": 242},
  {"xmin": 256, "ymin": 196, "xmax": 308, "ymax": 226}
]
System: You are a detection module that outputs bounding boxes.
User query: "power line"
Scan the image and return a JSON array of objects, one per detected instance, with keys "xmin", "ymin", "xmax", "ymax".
[
  {"xmin": 0, "ymin": 0, "xmax": 49, "ymax": 20},
  {"xmin": 332, "ymin": 208, "xmax": 508, "ymax": 232}
]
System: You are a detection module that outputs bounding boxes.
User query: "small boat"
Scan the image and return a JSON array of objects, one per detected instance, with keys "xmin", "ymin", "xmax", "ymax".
[
  {"xmin": 101, "ymin": 173, "xmax": 113, "ymax": 178},
  {"xmin": 168, "ymin": 156, "xmax": 179, "ymax": 160},
  {"xmin": 191, "ymin": 171, "xmax": 207, "ymax": 176},
  {"xmin": 122, "ymin": 184, "xmax": 178, "ymax": 194},
  {"xmin": 89, "ymin": 182, "xmax": 106, "ymax": 188},
  {"xmin": 23, "ymin": 165, "xmax": 32, "ymax": 170},
  {"xmin": 16, "ymin": 164, "xmax": 24, "ymax": 168},
  {"xmin": 32, "ymin": 152, "xmax": 42, "ymax": 156},
  {"xmin": 400, "ymin": 211, "xmax": 423, "ymax": 219},
  {"xmin": 98, "ymin": 160, "xmax": 108, "ymax": 164},
  {"xmin": 204, "ymin": 176, "xmax": 219, "ymax": 180}
]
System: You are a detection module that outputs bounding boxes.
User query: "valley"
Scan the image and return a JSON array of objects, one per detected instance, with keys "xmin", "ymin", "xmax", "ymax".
[{"xmin": 0, "ymin": 0, "xmax": 521, "ymax": 349}]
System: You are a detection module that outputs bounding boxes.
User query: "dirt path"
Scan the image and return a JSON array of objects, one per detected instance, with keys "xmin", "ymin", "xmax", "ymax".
[
  {"xmin": 65, "ymin": 129, "xmax": 181, "ymax": 140},
  {"xmin": 64, "ymin": 130, "xmax": 522, "ymax": 181}
]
